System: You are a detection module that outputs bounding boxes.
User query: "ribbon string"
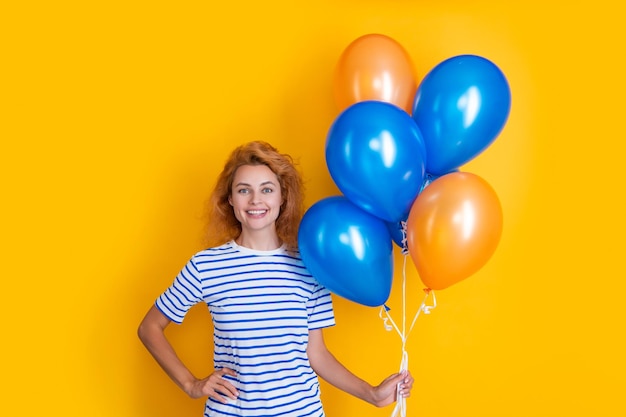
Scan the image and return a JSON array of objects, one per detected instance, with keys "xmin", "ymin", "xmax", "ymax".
[{"xmin": 380, "ymin": 222, "xmax": 437, "ymax": 417}]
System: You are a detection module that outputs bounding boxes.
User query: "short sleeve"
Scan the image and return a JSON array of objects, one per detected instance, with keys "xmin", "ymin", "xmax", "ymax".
[
  {"xmin": 307, "ymin": 283, "xmax": 335, "ymax": 330},
  {"xmin": 155, "ymin": 257, "xmax": 204, "ymax": 324}
]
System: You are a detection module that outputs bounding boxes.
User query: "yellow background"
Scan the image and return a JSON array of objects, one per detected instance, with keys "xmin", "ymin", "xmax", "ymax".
[{"xmin": 2, "ymin": 1, "xmax": 625, "ymax": 416}]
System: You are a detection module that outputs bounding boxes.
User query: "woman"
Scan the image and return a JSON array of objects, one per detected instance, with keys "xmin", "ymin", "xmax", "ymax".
[{"xmin": 138, "ymin": 141, "xmax": 413, "ymax": 416}]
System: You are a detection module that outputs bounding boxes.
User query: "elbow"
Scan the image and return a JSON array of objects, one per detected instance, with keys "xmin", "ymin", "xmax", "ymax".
[
  {"xmin": 137, "ymin": 319, "xmax": 149, "ymax": 345},
  {"xmin": 137, "ymin": 312, "xmax": 158, "ymax": 346},
  {"xmin": 307, "ymin": 346, "xmax": 331, "ymax": 376},
  {"xmin": 137, "ymin": 306, "xmax": 170, "ymax": 347}
]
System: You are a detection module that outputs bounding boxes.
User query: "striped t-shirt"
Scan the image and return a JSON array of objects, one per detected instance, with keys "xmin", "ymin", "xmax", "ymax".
[{"xmin": 156, "ymin": 241, "xmax": 336, "ymax": 417}]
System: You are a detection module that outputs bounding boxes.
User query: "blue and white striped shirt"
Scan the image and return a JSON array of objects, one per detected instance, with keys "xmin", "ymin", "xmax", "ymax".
[{"xmin": 156, "ymin": 241, "xmax": 335, "ymax": 417}]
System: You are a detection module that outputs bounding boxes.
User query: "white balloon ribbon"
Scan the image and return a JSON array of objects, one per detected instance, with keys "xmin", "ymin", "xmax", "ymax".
[{"xmin": 379, "ymin": 254, "xmax": 437, "ymax": 417}]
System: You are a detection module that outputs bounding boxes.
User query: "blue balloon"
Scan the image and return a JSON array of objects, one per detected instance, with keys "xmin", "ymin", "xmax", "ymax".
[
  {"xmin": 298, "ymin": 196, "xmax": 394, "ymax": 307},
  {"xmin": 326, "ymin": 100, "xmax": 427, "ymax": 223},
  {"xmin": 412, "ymin": 55, "xmax": 511, "ymax": 175}
]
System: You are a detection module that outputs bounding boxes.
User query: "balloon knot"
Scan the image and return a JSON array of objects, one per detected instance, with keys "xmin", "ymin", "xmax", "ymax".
[{"xmin": 400, "ymin": 221, "xmax": 409, "ymax": 255}]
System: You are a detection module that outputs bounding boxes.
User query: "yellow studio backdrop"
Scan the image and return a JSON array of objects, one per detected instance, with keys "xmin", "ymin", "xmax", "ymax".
[{"xmin": 1, "ymin": 1, "xmax": 625, "ymax": 416}]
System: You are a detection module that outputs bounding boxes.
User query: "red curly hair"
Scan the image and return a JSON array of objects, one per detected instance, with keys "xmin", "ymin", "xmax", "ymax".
[{"xmin": 203, "ymin": 141, "xmax": 305, "ymax": 248}]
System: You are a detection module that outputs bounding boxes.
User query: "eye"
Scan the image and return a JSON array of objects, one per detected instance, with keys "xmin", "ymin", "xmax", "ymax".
[
  {"xmin": 237, "ymin": 188, "xmax": 250, "ymax": 194},
  {"xmin": 262, "ymin": 187, "xmax": 274, "ymax": 194}
]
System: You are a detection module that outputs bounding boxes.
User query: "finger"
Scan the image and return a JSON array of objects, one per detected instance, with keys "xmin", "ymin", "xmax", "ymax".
[
  {"xmin": 218, "ymin": 379, "xmax": 239, "ymax": 399},
  {"xmin": 220, "ymin": 367, "xmax": 238, "ymax": 378},
  {"xmin": 383, "ymin": 371, "xmax": 402, "ymax": 383},
  {"xmin": 209, "ymin": 391, "xmax": 227, "ymax": 404},
  {"xmin": 398, "ymin": 382, "xmax": 413, "ymax": 398},
  {"xmin": 390, "ymin": 372, "xmax": 406, "ymax": 386},
  {"xmin": 208, "ymin": 390, "xmax": 230, "ymax": 404},
  {"xmin": 403, "ymin": 370, "xmax": 414, "ymax": 383},
  {"xmin": 206, "ymin": 382, "xmax": 238, "ymax": 403},
  {"xmin": 399, "ymin": 389, "xmax": 411, "ymax": 398},
  {"xmin": 210, "ymin": 373, "xmax": 239, "ymax": 399}
]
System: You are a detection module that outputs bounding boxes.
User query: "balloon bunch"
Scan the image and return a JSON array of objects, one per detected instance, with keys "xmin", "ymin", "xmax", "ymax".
[
  {"xmin": 299, "ymin": 33, "xmax": 510, "ymax": 306},
  {"xmin": 299, "ymin": 33, "xmax": 510, "ymax": 416}
]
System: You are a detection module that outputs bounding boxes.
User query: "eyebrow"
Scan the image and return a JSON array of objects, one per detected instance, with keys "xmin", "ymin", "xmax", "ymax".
[{"xmin": 234, "ymin": 180, "xmax": 277, "ymax": 187}]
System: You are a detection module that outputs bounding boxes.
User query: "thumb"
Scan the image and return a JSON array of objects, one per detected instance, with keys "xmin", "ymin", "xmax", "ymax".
[{"xmin": 381, "ymin": 371, "xmax": 404, "ymax": 387}]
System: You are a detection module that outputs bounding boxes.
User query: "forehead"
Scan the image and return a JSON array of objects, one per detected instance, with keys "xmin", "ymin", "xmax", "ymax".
[{"xmin": 232, "ymin": 164, "xmax": 279, "ymax": 185}]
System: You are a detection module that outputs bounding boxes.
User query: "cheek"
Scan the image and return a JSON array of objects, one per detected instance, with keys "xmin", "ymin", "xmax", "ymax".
[
  {"xmin": 274, "ymin": 200, "xmax": 283, "ymax": 218},
  {"xmin": 229, "ymin": 193, "xmax": 243, "ymax": 208},
  {"xmin": 228, "ymin": 196, "xmax": 243, "ymax": 218}
]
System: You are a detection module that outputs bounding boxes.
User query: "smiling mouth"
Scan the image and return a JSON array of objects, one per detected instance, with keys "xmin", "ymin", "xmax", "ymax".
[{"xmin": 247, "ymin": 210, "xmax": 267, "ymax": 215}]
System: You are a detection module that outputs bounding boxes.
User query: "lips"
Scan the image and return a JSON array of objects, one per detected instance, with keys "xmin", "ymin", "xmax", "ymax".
[{"xmin": 247, "ymin": 210, "xmax": 267, "ymax": 215}]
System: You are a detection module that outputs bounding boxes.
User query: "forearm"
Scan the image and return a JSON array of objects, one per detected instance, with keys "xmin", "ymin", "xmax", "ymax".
[
  {"xmin": 307, "ymin": 329, "xmax": 377, "ymax": 404},
  {"xmin": 310, "ymin": 347, "xmax": 376, "ymax": 404}
]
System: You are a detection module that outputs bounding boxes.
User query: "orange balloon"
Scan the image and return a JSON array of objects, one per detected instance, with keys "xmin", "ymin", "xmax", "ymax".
[
  {"xmin": 333, "ymin": 34, "xmax": 417, "ymax": 114},
  {"xmin": 406, "ymin": 172, "xmax": 503, "ymax": 290}
]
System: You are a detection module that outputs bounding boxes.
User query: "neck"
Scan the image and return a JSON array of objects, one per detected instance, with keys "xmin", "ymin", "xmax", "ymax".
[{"xmin": 235, "ymin": 233, "xmax": 282, "ymax": 251}]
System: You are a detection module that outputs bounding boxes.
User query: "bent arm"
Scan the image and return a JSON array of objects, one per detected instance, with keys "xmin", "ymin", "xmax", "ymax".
[
  {"xmin": 138, "ymin": 305, "xmax": 239, "ymax": 401},
  {"xmin": 307, "ymin": 328, "xmax": 408, "ymax": 407},
  {"xmin": 137, "ymin": 305, "xmax": 198, "ymax": 394}
]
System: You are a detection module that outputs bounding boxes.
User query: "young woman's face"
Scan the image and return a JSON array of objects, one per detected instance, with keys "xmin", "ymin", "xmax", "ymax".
[{"xmin": 229, "ymin": 164, "xmax": 283, "ymax": 236}]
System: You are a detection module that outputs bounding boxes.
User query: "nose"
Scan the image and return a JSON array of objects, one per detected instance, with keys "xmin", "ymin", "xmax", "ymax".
[{"xmin": 248, "ymin": 190, "xmax": 261, "ymax": 204}]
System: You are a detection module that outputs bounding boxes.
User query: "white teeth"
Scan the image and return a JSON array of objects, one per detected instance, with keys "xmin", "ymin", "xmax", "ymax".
[{"xmin": 247, "ymin": 210, "xmax": 266, "ymax": 215}]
